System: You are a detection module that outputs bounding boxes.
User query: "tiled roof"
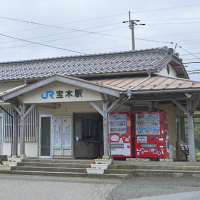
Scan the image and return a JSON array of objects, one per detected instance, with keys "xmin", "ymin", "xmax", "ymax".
[{"xmin": 0, "ymin": 46, "xmax": 185, "ymax": 81}]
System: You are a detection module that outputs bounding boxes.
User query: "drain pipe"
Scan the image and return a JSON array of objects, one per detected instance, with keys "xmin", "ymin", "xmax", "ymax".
[
  {"xmin": 120, "ymin": 73, "xmax": 152, "ymax": 96},
  {"xmin": 128, "ymin": 73, "xmax": 151, "ymax": 91}
]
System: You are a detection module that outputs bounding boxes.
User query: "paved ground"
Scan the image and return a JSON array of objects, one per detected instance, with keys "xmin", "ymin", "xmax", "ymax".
[
  {"xmin": 0, "ymin": 175, "xmax": 200, "ymax": 200},
  {"xmin": 0, "ymin": 174, "xmax": 119, "ymax": 200},
  {"xmin": 108, "ymin": 177, "xmax": 200, "ymax": 200}
]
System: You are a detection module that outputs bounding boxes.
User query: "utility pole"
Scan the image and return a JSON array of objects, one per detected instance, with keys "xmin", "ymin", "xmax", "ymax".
[{"xmin": 123, "ymin": 11, "xmax": 145, "ymax": 50}]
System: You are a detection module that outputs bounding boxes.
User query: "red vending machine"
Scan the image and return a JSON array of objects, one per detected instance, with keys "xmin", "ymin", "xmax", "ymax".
[
  {"xmin": 109, "ymin": 112, "xmax": 134, "ymax": 157},
  {"xmin": 135, "ymin": 111, "xmax": 169, "ymax": 158}
]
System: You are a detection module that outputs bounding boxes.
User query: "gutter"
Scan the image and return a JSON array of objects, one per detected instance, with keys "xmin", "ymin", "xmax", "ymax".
[
  {"xmin": 126, "ymin": 74, "xmax": 151, "ymax": 97},
  {"xmin": 109, "ymin": 74, "xmax": 152, "ymax": 113},
  {"xmin": 120, "ymin": 88, "xmax": 200, "ymax": 95}
]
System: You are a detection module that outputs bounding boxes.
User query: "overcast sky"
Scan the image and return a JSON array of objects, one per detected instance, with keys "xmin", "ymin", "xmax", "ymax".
[{"xmin": 0, "ymin": 0, "xmax": 200, "ymax": 80}]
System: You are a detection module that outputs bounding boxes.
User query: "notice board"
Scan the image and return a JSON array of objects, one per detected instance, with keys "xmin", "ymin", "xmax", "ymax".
[{"xmin": 52, "ymin": 116, "xmax": 72, "ymax": 150}]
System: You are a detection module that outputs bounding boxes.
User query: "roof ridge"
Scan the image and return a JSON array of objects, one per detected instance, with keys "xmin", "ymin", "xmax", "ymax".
[{"xmin": 0, "ymin": 46, "xmax": 168, "ymax": 65}]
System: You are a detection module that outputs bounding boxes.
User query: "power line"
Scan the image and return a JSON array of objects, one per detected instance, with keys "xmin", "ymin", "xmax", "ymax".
[
  {"xmin": 180, "ymin": 53, "xmax": 200, "ymax": 56},
  {"xmin": 0, "ymin": 33, "xmax": 87, "ymax": 54},
  {"xmin": 184, "ymin": 62, "xmax": 200, "ymax": 64},
  {"xmin": 1, "ymin": 3, "xmax": 200, "ymax": 34},
  {"xmin": 0, "ymin": 26, "xmax": 129, "ymax": 50},
  {"xmin": 178, "ymin": 45, "xmax": 200, "ymax": 61},
  {"xmin": 0, "ymin": 22, "xmax": 122, "ymax": 45},
  {"xmin": 0, "ymin": 25, "xmax": 174, "ymax": 51},
  {"xmin": 147, "ymin": 21, "xmax": 200, "ymax": 25},
  {"xmin": 130, "ymin": 3, "xmax": 200, "ymax": 14},
  {"xmin": 141, "ymin": 17, "xmax": 200, "ymax": 21}
]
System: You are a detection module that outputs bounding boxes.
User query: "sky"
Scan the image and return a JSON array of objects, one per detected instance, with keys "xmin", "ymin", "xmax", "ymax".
[{"xmin": 0, "ymin": 0, "xmax": 200, "ymax": 80}]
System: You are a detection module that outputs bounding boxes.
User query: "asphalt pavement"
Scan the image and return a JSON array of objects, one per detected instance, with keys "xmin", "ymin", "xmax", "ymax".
[
  {"xmin": 107, "ymin": 176, "xmax": 200, "ymax": 200},
  {"xmin": 0, "ymin": 174, "xmax": 200, "ymax": 200}
]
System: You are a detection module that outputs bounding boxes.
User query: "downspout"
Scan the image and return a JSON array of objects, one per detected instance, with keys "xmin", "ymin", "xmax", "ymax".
[
  {"xmin": 110, "ymin": 73, "xmax": 152, "ymax": 113},
  {"xmin": 128, "ymin": 73, "xmax": 151, "ymax": 91}
]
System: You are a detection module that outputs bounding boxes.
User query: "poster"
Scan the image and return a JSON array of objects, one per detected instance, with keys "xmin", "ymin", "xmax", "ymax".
[
  {"xmin": 52, "ymin": 116, "xmax": 62, "ymax": 149},
  {"xmin": 63, "ymin": 116, "xmax": 71, "ymax": 149}
]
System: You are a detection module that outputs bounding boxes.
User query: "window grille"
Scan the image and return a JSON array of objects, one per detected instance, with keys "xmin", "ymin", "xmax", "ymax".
[
  {"xmin": 3, "ymin": 108, "xmax": 13, "ymax": 142},
  {"xmin": 3, "ymin": 107, "xmax": 37, "ymax": 142}
]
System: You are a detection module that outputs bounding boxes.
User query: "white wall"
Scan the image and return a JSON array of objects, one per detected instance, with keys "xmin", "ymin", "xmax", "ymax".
[
  {"xmin": 3, "ymin": 142, "xmax": 38, "ymax": 157},
  {"xmin": 156, "ymin": 64, "xmax": 177, "ymax": 78}
]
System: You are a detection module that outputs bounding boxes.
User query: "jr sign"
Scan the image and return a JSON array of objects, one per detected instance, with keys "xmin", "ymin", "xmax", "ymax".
[{"xmin": 41, "ymin": 89, "xmax": 83, "ymax": 99}]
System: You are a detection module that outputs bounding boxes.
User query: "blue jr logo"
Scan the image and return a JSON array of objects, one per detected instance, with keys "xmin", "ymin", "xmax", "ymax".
[{"xmin": 41, "ymin": 91, "xmax": 54, "ymax": 99}]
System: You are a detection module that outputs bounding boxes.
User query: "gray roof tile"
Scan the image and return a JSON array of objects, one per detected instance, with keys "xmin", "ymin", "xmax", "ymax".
[{"xmin": 0, "ymin": 46, "xmax": 186, "ymax": 81}]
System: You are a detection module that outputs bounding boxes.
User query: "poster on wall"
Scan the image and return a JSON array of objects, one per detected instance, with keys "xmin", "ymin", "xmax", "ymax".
[
  {"xmin": 63, "ymin": 116, "xmax": 72, "ymax": 149},
  {"xmin": 52, "ymin": 116, "xmax": 62, "ymax": 149}
]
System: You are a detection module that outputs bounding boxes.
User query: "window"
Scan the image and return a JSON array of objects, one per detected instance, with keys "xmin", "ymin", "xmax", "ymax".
[
  {"xmin": 3, "ymin": 107, "xmax": 37, "ymax": 142},
  {"xmin": 74, "ymin": 113, "xmax": 102, "ymax": 142}
]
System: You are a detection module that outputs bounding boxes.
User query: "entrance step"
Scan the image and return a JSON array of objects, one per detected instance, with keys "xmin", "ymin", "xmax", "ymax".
[
  {"xmin": 0, "ymin": 159, "xmax": 129, "ymax": 179},
  {"xmin": 1, "ymin": 159, "xmax": 200, "ymax": 179},
  {"xmin": 0, "ymin": 170, "xmax": 129, "ymax": 179},
  {"xmin": 18, "ymin": 162, "xmax": 90, "ymax": 168},
  {"xmin": 134, "ymin": 169, "xmax": 200, "ymax": 178},
  {"xmin": 22, "ymin": 159, "xmax": 93, "ymax": 164},
  {"xmin": 12, "ymin": 166, "xmax": 87, "ymax": 173}
]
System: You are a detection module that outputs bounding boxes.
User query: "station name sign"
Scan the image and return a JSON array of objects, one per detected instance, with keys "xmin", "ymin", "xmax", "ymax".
[{"xmin": 41, "ymin": 89, "xmax": 83, "ymax": 99}]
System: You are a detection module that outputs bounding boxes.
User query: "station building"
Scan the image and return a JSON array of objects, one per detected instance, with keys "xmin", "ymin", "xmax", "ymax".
[{"xmin": 0, "ymin": 46, "xmax": 199, "ymax": 161}]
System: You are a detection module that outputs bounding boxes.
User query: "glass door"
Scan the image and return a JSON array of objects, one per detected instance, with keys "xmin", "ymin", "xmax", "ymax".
[{"xmin": 39, "ymin": 115, "xmax": 52, "ymax": 158}]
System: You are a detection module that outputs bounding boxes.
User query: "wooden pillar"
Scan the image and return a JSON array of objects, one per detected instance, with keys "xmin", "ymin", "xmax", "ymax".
[
  {"xmin": 180, "ymin": 116, "xmax": 186, "ymax": 143},
  {"xmin": 187, "ymin": 99, "xmax": 196, "ymax": 161},
  {"xmin": 20, "ymin": 104, "xmax": 26, "ymax": 159},
  {"xmin": 12, "ymin": 111, "xmax": 18, "ymax": 156},
  {"xmin": 103, "ymin": 101, "xmax": 109, "ymax": 157},
  {"xmin": 176, "ymin": 116, "xmax": 180, "ymax": 161}
]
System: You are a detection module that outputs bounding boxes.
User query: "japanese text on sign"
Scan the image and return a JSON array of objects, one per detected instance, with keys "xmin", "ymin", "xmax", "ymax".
[{"xmin": 41, "ymin": 89, "xmax": 83, "ymax": 99}]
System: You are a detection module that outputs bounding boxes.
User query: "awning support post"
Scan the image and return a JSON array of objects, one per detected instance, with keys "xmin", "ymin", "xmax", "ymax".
[
  {"xmin": 172, "ymin": 94, "xmax": 200, "ymax": 162},
  {"xmin": 11, "ymin": 103, "xmax": 36, "ymax": 159},
  {"xmin": 20, "ymin": 104, "xmax": 26, "ymax": 159},
  {"xmin": 13, "ymin": 111, "xmax": 18, "ymax": 156},
  {"xmin": 90, "ymin": 93, "xmax": 129, "ymax": 159},
  {"xmin": 187, "ymin": 98, "xmax": 196, "ymax": 161},
  {"xmin": 103, "ymin": 100, "xmax": 109, "ymax": 158}
]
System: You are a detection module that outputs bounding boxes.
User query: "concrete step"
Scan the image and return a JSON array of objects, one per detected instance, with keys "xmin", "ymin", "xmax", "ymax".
[
  {"xmin": 17, "ymin": 162, "xmax": 90, "ymax": 168},
  {"xmin": 109, "ymin": 164, "xmax": 200, "ymax": 171},
  {"xmin": 22, "ymin": 159, "xmax": 93, "ymax": 164},
  {"xmin": 0, "ymin": 170, "xmax": 129, "ymax": 179},
  {"xmin": 134, "ymin": 169, "xmax": 200, "ymax": 178},
  {"xmin": 108, "ymin": 165, "xmax": 134, "ymax": 169},
  {"xmin": 113, "ymin": 160, "xmax": 200, "ymax": 166},
  {"xmin": 11, "ymin": 166, "xmax": 87, "ymax": 173},
  {"xmin": 133, "ymin": 165, "xmax": 200, "ymax": 171},
  {"xmin": 104, "ymin": 169, "xmax": 133, "ymax": 175}
]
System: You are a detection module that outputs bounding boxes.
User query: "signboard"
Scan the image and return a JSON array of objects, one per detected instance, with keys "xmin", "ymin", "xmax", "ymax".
[
  {"xmin": 41, "ymin": 89, "xmax": 83, "ymax": 99},
  {"xmin": 52, "ymin": 116, "xmax": 62, "ymax": 149},
  {"xmin": 21, "ymin": 82, "xmax": 102, "ymax": 104},
  {"xmin": 52, "ymin": 116, "xmax": 72, "ymax": 150},
  {"xmin": 63, "ymin": 116, "xmax": 72, "ymax": 149}
]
